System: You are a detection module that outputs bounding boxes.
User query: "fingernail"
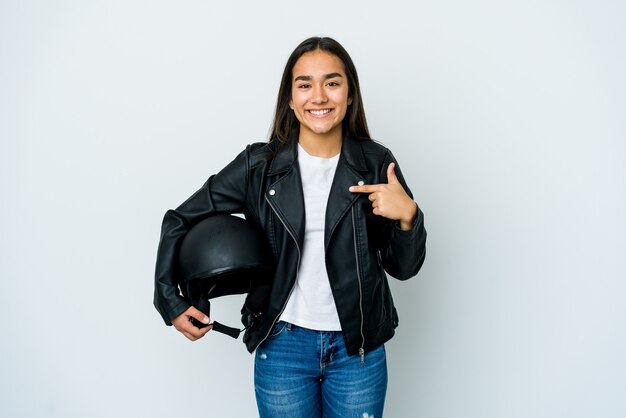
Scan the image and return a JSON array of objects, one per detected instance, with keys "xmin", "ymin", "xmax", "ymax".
[
  {"xmin": 349, "ymin": 186, "xmax": 355, "ymax": 192},
  {"xmin": 202, "ymin": 316, "xmax": 210, "ymax": 324}
]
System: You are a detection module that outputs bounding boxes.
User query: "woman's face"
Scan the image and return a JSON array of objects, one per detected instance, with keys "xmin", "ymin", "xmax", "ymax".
[{"xmin": 289, "ymin": 50, "xmax": 352, "ymax": 140}]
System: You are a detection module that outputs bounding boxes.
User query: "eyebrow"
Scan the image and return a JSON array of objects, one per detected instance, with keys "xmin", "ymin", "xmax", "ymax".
[{"xmin": 294, "ymin": 72, "xmax": 344, "ymax": 82}]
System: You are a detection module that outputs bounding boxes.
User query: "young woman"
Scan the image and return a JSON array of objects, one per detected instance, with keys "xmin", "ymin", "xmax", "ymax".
[{"xmin": 154, "ymin": 36, "xmax": 426, "ymax": 417}]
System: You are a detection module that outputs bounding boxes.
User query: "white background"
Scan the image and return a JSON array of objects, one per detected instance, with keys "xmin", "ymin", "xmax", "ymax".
[{"xmin": 1, "ymin": 1, "xmax": 625, "ymax": 417}]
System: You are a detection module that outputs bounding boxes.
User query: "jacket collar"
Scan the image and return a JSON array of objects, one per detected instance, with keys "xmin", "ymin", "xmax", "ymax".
[{"xmin": 268, "ymin": 132, "xmax": 368, "ymax": 175}]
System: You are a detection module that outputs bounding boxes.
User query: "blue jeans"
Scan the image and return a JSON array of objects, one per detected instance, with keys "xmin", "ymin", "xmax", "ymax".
[{"xmin": 254, "ymin": 321, "xmax": 387, "ymax": 418}]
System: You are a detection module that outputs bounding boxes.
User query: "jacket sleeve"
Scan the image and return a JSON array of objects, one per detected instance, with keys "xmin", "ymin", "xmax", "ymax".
[
  {"xmin": 153, "ymin": 147, "xmax": 251, "ymax": 325},
  {"xmin": 379, "ymin": 150, "xmax": 427, "ymax": 281}
]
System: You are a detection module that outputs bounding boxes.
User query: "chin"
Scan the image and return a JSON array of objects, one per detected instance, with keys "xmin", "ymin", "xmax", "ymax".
[{"xmin": 309, "ymin": 124, "xmax": 341, "ymax": 136}]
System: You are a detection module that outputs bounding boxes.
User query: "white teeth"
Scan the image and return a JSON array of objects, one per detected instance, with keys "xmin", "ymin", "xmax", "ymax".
[{"xmin": 309, "ymin": 109, "xmax": 331, "ymax": 115}]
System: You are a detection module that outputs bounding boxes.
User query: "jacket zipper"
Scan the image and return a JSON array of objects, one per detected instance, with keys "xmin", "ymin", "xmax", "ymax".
[
  {"xmin": 255, "ymin": 194, "xmax": 302, "ymax": 351},
  {"xmin": 351, "ymin": 206, "xmax": 366, "ymax": 363}
]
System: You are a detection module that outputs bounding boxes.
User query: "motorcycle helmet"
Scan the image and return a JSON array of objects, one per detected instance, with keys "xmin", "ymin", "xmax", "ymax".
[{"xmin": 177, "ymin": 214, "xmax": 274, "ymax": 337}]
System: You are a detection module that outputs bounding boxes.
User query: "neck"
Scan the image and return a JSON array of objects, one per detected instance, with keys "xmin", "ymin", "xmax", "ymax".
[{"xmin": 298, "ymin": 127, "xmax": 343, "ymax": 158}]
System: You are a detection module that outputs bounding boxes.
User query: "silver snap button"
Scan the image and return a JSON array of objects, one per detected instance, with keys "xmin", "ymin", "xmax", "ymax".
[
  {"xmin": 269, "ymin": 189, "xmax": 276, "ymax": 196},
  {"xmin": 357, "ymin": 180, "xmax": 365, "ymax": 186}
]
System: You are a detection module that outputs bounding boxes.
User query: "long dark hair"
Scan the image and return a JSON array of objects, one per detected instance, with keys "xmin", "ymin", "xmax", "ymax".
[{"xmin": 270, "ymin": 37, "xmax": 371, "ymax": 145}]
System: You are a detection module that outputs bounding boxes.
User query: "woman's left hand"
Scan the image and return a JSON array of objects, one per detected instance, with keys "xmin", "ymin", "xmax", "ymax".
[{"xmin": 349, "ymin": 162, "xmax": 418, "ymax": 230}]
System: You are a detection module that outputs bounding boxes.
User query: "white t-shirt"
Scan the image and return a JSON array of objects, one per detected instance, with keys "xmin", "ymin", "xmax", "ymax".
[{"xmin": 279, "ymin": 144, "xmax": 342, "ymax": 331}]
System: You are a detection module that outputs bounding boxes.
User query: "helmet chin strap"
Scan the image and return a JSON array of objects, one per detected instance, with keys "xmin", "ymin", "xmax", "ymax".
[{"xmin": 193, "ymin": 298, "xmax": 243, "ymax": 339}]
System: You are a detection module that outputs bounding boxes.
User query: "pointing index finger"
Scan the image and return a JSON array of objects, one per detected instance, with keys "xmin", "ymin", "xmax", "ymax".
[{"xmin": 349, "ymin": 184, "xmax": 382, "ymax": 193}]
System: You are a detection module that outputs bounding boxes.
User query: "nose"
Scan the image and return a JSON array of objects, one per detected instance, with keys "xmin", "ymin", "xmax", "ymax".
[{"xmin": 310, "ymin": 84, "xmax": 328, "ymax": 104}]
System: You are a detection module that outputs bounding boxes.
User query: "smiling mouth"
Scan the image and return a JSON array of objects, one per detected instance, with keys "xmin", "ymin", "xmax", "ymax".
[{"xmin": 307, "ymin": 109, "xmax": 333, "ymax": 116}]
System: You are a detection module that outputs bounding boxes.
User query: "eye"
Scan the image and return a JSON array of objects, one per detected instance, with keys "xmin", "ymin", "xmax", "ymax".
[
  {"xmin": 297, "ymin": 83, "xmax": 310, "ymax": 89},
  {"xmin": 327, "ymin": 81, "xmax": 339, "ymax": 87}
]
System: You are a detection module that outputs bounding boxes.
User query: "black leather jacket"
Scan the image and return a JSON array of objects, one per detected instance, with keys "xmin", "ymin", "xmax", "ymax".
[{"xmin": 154, "ymin": 135, "xmax": 426, "ymax": 356}]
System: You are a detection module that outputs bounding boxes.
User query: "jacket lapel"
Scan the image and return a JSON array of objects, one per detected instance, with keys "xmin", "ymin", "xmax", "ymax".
[
  {"xmin": 266, "ymin": 141, "xmax": 305, "ymax": 250},
  {"xmin": 324, "ymin": 136, "xmax": 368, "ymax": 249}
]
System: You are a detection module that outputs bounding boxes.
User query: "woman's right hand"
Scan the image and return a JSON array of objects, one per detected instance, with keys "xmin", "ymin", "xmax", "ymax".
[{"xmin": 171, "ymin": 306, "xmax": 213, "ymax": 341}]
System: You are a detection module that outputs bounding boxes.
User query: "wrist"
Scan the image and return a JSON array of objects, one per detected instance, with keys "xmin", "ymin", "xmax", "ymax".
[{"xmin": 398, "ymin": 202, "xmax": 418, "ymax": 231}]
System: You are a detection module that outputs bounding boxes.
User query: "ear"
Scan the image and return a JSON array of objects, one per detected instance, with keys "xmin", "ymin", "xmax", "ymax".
[
  {"xmin": 289, "ymin": 99, "xmax": 294, "ymax": 110},
  {"xmin": 347, "ymin": 96, "xmax": 353, "ymax": 105}
]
